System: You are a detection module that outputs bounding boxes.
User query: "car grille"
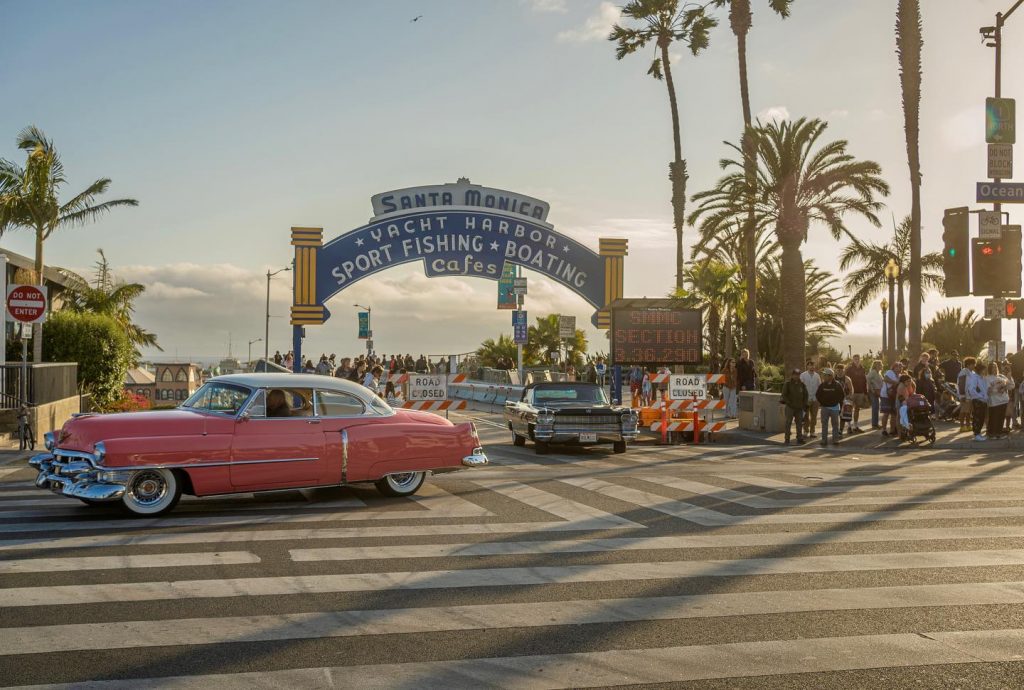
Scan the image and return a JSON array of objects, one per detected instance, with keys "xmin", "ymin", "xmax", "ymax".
[{"xmin": 553, "ymin": 414, "xmax": 622, "ymax": 432}]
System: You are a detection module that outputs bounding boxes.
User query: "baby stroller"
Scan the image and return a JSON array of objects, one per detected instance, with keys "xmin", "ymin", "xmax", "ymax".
[
  {"xmin": 934, "ymin": 382, "xmax": 961, "ymax": 422},
  {"xmin": 900, "ymin": 393, "xmax": 936, "ymax": 446}
]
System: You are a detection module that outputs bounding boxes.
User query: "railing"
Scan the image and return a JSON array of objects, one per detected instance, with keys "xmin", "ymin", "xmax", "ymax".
[{"xmin": 0, "ymin": 363, "xmax": 79, "ymax": 409}]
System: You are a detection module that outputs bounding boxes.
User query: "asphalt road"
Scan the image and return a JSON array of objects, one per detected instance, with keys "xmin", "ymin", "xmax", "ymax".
[{"xmin": 2, "ymin": 410, "xmax": 1024, "ymax": 688}]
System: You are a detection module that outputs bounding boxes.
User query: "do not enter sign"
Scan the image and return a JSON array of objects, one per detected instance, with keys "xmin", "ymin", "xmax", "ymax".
[{"xmin": 6, "ymin": 285, "xmax": 48, "ymax": 324}]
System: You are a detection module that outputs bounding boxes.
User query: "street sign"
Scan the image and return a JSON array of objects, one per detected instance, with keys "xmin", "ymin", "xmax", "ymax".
[
  {"xmin": 558, "ymin": 315, "xmax": 576, "ymax": 339},
  {"xmin": 5, "ymin": 285, "xmax": 47, "ymax": 324},
  {"xmin": 980, "ymin": 210, "xmax": 1003, "ymax": 238},
  {"xmin": 985, "ymin": 297, "xmax": 1007, "ymax": 320},
  {"xmin": 497, "ymin": 263, "xmax": 517, "ymax": 309},
  {"xmin": 977, "ymin": 182, "xmax": 1024, "ymax": 203},
  {"xmin": 407, "ymin": 374, "xmax": 447, "ymax": 402},
  {"xmin": 669, "ymin": 374, "xmax": 707, "ymax": 401},
  {"xmin": 988, "ymin": 143, "xmax": 1014, "ymax": 179},
  {"xmin": 986, "ymin": 97, "xmax": 1016, "ymax": 144},
  {"xmin": 512, "ymin": 277, "xmax": 528, "ymax": 295},
  {"xmin": 512, "ymin": 310, "xmax": 528, "ymax": 344},
  {"xmin": 988, "ymin": 340, "xmax": 1007, "ymax": 362},
  {"xmin": 357, "ymin": 312, "xmax": 369, "ymax": 339}
]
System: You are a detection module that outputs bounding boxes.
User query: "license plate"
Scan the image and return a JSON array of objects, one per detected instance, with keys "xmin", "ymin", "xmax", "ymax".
[{"xmin": 579, "ymin": 432, "xmax": 597, "ymax": 443}]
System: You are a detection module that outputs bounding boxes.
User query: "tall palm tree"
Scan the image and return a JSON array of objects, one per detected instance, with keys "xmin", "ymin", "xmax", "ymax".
[
  {"xmin": 0, "ymin": 126, "xmax": 137, "ymax": 362},
  {"xmin": 839, "ymin": 216, "xmax": 943, "ymax": 347},
  {"xmin": 610, "ymin": 1, "xmax": 716, "ymax": 290},
  {"xmin": 65, "ymin": 249, "xmax": 160, "ymax": 356},
  {"xmin": 897, "ymin": 0, "xmax": 924, "ymax": 355},
  {"xmin": 672, "ymin": 259, "xmax": 746, "ymax": 364},
  {"xmin": 691, "ymin": 118, "xmax": 889, "ymax": 372},
  {"xmin": 476, "ymin": 334, "xmax": 518, "ymax": 368},
  {"xmin": 923, "ymin": 308, "xmax": 982, "ymax": 358},
  {"xmin": 756, "ymin": 258, "xmax": 847, "ymax": 364},
  {"xmin": 525, "ymin": 313, "xmax": 588, "ymax": 368},
  {"xmin": 709, "ymin": 0, "xmax": 794, "ymax": 362}
]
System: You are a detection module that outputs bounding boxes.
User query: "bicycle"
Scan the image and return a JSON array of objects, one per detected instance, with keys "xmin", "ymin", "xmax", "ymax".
[{"xmin": 17, "ymin": 408, "xmax": 34, "ymax": 451}]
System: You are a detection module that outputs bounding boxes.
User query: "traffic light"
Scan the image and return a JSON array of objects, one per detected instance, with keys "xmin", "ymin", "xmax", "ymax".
[
  {"xmin": 1007, "ymin": 299, "xmax": 1024, "ymax": 319},
  {"xmin": 973, "ymin": 318, "xmax": 1002, "ymax": 341},
  {"xmin": 972, "ymin": 228, "xmax": 1023, "ymax": 297},
  {"xmin": 942, "ymin": 207, "xmax": 970, "ymax": 296}
]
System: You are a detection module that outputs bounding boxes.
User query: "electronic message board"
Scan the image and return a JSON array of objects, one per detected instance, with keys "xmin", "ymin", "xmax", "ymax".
[{"xmin": 611, "ymin": 307, "xmax": 702, "ymax": 365}]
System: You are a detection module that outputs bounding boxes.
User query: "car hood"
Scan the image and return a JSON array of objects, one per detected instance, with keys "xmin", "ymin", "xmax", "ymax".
[{"xmin": 56, "ymin": 409, "xmax": 210, "ymax": 453}]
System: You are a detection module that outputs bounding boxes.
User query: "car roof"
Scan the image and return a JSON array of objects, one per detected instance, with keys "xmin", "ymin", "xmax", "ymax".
[
  {"xmin": 527, "ymin": 381, "xmax": 599, "ymax": 389},
  {"xmin": 209, "ymin": 373, "xmax": 375, "ymax": 401}
]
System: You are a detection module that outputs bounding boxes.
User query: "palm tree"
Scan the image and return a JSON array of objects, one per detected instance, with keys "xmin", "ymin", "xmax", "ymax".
[
  {"xmin": 609, "ymin": 1, "xmax": 716, "ymax": 290},
  {"xmin": 65, "ymin": 249, "xmax": 160, "ymax": 356},
  {"xmin": 839, "ymin": 216, "xmax": 943, "ymax": 350},
  {"xmin": 672, "ymin": 259, "xmax": 746, "ymax": 365},
  {"xmin": 475, "ymin": 334, "xmax": 518, "ymax": 368},
  {"xmin": 0, "ymin": 126, "xmax": 137, "ymax": 362},
  {"xmin": 897, "ymin": 0, "xmax": 924, "ymax": 356},
  {"xmin": 691, "ymin": 118, "xmax": 889, "ymax": 372},
  {"xmin": 525, "ymin": 314, "xmax": 588, "ymax": 368},
  {"xmin": 756, "ymin": 258, "xmax": 846, "ymax": 364},
  {"xmin": 709, "ymin": 0, "xmax": 794, "ymax": 362},
  {"xmin": 923, "ymin": 308, "xmax": 982, "ymax": 358}
]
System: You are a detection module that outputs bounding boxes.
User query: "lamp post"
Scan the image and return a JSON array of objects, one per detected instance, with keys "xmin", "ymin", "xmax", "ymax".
[
  {"xmin": 353, "ymin": 304, "xmax": 372, "ymax": 357},
  {"xmin": 248, "ymin": 338, "xmax": 262, "ymax": 367},
  {"xmin": 881, "ymin": 298, "xmax": 889, "ymax": 356},
  {"xmin": 265, "ymin": 266, "xmax": 291, "ymax": 366},
  {"xmin": 884, "ymin": 259, "xmax": 899, "ymax": 365}
]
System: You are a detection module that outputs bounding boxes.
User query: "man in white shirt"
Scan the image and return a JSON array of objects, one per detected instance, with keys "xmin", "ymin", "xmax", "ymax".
[
  {"xmin": 800, "ymin": 361, "xmax": 822, "ymax": 438},
  {"xmin": 964, "ymin": 357, "xmax": 988, "ymax": 441}
]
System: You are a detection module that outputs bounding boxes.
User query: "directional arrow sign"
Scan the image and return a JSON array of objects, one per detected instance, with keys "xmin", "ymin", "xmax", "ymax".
[
  {"xmin": 977, "ymin": 182, "xmax": 1024, "ymax": 204},
  {"xmin": 986, "ymin": 97, "xmax": 1016, "ymax": 144}
]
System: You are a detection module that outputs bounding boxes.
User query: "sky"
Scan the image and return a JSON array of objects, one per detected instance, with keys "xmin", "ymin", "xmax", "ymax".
[{"xmin": 0, "ymin": 0, "xmax": 1021, "ymax": 364}]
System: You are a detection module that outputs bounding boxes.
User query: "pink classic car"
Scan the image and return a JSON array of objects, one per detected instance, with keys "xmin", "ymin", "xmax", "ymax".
[{"xmin": 29, "ymin": 373, "xmax": 488, "ymax": 516}]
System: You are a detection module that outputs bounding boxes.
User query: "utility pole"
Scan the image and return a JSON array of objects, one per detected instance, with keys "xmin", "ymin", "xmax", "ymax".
[
  {"xmin": 265, "ymin": 266, "xmax": 291, "ymax": 366},
  {"xmin": 982, "ymin": 0, "xmax": 1024, "ymax": 349}
]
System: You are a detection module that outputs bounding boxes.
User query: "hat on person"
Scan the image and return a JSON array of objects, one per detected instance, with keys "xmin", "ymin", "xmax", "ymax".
[{"xmin": 821, "ymin": 368, "xmax": 835, "ymax": 377}]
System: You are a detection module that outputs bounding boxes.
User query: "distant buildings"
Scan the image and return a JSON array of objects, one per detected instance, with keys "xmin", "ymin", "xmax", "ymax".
[{"xmin": 124, "ymin": 362, "xmax": 202, "ymax": 404}]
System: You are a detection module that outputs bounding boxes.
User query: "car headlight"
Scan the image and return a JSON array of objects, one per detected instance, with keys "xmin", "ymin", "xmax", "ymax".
[
  {"xmin": 93, "ymin": 441, "xmax": 106, "ymax": 464},
  {"xmin": 537, "ymin": 411, "xmax": 555, "ymax": 427},
  {"xmin": 44, "ymin": 432, "xmax": 55, "ymax": 451}
]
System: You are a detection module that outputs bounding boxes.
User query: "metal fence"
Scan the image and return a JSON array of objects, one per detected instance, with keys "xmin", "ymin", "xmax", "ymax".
[{"xmin": 0, "ymin": 362, "xmax": 78, "ymax": 408}]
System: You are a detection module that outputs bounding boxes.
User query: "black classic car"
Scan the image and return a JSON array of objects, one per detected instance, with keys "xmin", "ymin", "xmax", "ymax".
[{"xmin": 504, "ymin": 382, "xmax": 639, "ymax": 454}]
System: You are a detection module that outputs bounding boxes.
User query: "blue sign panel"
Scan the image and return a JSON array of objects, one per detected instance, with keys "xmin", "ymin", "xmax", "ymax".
[
  {"xmin": 513, "ymin": 310, "xmax": 528, "ymax": 344},
  {"xmin": 357, "ymin": 312, "xmax": 369, "ymax": 339},
  {"xmin": 977, "ymin": 181, "xmax": 1024, "ymax": 203},
  {"xmin": 316, "ymin": 210, "xmax": 606, "ymax": 314},
  {"xmin": 497, "ymin": 263, "xmax": 517, "ymax": 310}
]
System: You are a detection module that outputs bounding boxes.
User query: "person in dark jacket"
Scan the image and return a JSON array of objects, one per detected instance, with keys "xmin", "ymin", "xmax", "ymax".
[
  {"xmin": 815, "ymin": 368, "xmax": 845, "ymax": 446},
  {"xmin": 736, "ymin": 349, "xmax": 756, "ymax": 391},
  {"xmin": 780, "ymin": 368, "xmax": 808, "ymax": 445},
  {"xmin": 916, "ymin": 367, "xmax": 937, "ymax": 409}
]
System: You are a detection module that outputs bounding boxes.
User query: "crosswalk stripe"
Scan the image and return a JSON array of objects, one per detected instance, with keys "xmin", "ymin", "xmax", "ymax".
[
  {"xmin": 287, "ymin": 525, "xmax": 1024, "ymax": 562},
  {"xmin": 562, "ymin": 476, "xmax": 1024, "ymax": 526},
  {"xmin": 0, "ymin": 467, "xmax": 26, "ymax": 479},
  {"xmin": 0, "ymin": 551, "xmax": 260, "ymax": 574},
  {"xmin": 4, "ymin": 549, "xmax": 1023, "ymax": 608},
  {"xmin": 5, "ymin": 581, "xmax": 1024, "ymax": 656},
  {"xmin": 20, "ymin": 629, "xmax": 1024, "ymax": 689},
  {"xmin": 471, "ymin": 479, "xmax": 639, "ymax": 526},
  {"xmin": 726, "ymin": 474, "xmax": 1024, "ymax": 494}
]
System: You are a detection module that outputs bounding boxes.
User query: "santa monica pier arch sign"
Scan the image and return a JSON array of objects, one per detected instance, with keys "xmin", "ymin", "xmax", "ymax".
[{"xmin": 287, "ymin": 180, "xmax": 627, "ymax": 370}]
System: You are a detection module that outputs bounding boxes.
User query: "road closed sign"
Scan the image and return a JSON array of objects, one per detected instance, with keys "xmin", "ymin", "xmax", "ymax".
[
  {"xmin": 407, "ymin": 374, "xmax": 447, "ymax": 402},
  {"xmin": 669, "ymin": 374, "xmax": 707, "ymax": 400},
  {"xmin": 6, "ymin": 285, "xmax": 47, "ymax": 324}
]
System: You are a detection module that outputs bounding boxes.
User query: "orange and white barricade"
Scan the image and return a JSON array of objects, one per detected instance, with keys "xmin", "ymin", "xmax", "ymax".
[
  {"xmin": 650, "ymin": 419, "xmax": 727, "ymax": 434},
  {"xmin": 401, "ymin": 399, "xmax": 467, "ymax": 412}
]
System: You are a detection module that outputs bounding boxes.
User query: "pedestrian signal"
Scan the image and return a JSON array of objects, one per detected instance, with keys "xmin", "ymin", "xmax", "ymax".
[
  {"xmin": 972, "ymin": 228, "xmax": 1022, "ymax": 297},
  {"xmin": 1007, "ymin": 299, "xmax": 1024, "ymax": 319},
  {"xmin": 942, "ymin": 207, "xmax": 969, "ymax": 296}
]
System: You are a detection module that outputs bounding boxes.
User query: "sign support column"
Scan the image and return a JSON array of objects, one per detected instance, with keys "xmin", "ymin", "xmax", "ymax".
[{"xmin": 290, "ymin": 227, "xmax": 325, "ymax": 373}]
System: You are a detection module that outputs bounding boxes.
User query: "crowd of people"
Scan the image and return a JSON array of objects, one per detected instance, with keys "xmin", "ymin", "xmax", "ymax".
[{"xmin": 769, "ymin": 348, "xmax": 1024, "ymax": 445}]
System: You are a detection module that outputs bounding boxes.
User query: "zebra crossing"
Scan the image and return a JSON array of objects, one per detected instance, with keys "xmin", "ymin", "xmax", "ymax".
[{"xmin": 2, "ymin": 449, "xmax": 1024, "ymax": 687}]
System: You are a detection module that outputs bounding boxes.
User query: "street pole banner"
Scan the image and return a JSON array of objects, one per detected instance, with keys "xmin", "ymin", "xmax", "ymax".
[
  {"xmin": 497, "ymin": 263, "xmax": 517, "ymax": 310},
  {"xmin": 357, "ymin": 312, "xmax": 369, "ymax": 339},
  {"xmin": 513, "ymin": 310, "xmax": 528, "ymax": 345}
]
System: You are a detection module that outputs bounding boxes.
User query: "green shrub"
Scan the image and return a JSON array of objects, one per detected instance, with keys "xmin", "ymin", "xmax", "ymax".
[{"xmin": 42, "ymin": 311, "xmax": 134, "ymax": 411}]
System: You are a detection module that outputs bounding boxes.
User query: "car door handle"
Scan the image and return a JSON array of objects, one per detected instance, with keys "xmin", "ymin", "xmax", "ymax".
[{"xmin": 307, "ymin": 419, "xmax": 321, "ymax": 425}]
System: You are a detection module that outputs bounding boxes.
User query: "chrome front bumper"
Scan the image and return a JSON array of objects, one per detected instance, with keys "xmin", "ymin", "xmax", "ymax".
[
  {"xmin": 461, "ymin": 447, "xmax": 489, "ymax": 467},
  {"xmin": 29, "ymin": 452, "xmax": 127, "ymax": 503}
]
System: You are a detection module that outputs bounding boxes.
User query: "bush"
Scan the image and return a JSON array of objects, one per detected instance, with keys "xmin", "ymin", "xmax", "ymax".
[
  {"xmin": 108, "ymin": 391, "xmax": 151, "ymax": 412},
  {"xmin": 42, "ymin": 311, "xmax": 134, "ymax": 411}
]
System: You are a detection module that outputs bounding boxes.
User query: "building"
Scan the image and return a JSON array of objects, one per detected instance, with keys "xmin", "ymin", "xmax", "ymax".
[
  {"xmin": 123, "ymin": 366, "xmax": 156, "ymax": 400},
  {"xmin": 0, "ymin": 247, "xmax": 81, "ymax": 342},
  {"xmin": 151, "ymin": 363, "xmax": 202, "ymax": 404}
]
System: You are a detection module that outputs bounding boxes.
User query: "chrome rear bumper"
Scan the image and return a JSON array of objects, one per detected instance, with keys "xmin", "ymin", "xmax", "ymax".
[{"xmin": 461, "ymin": 447, "xmax": 489, "ymax": 467}]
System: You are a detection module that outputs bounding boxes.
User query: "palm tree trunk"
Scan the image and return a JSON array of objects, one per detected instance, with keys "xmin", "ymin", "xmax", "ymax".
[
  {"xmin": 896, "ymin": 277, "xmax": 907, "ymax": 353},
  {"xmin": 32, "ymin": 226, "xmax": 44, "ymax": 364},
  {"xmin": 724, "ymin": 309, "xmax": 734, "ymax": 360},
  {"xmin": 898, "ymin": 0, "xmax": 924, "ymax": 356},
  {"xmin": 661, "ymin": 43, "xmax": 687, "ymax": 291},
  {"xmin": 779, "ymin": 237, "xmax": 806, "ymax": 374},
  {"xmin": 732, "ymin": 0, "xmax": 758, "ymax": 361}
]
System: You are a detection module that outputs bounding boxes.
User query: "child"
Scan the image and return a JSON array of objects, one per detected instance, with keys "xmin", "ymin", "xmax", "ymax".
[
  {"xmin": 641, "ymin": 371, "xmax": 653, "ymax": 407},
  {"xmin": 384, "ymin": 381, "xmax": 403, "ymax": 406}
]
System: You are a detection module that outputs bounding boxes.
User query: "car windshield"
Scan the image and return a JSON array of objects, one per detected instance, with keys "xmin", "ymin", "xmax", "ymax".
[
  {"xmin": 532, "ymin": 385, "xmax": 609, "ymax": 405},
  {"xmin": 182, "ymin": 382, "xmax": 252, "ymax": 415}
]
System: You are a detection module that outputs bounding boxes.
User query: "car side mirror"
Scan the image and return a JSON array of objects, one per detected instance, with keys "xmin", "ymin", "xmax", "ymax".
[{"xmin": 237, "ymin": 412, "xmax": 250, "ymax": 423}]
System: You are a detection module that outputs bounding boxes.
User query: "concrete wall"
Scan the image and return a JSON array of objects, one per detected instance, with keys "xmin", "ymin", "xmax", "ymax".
[{"xmin": 0, "ymin": 395, "xmax": 81, "ymax": 446}]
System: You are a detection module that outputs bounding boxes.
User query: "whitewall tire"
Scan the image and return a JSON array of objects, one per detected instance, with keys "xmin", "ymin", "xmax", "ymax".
[
  {"xmin": 121, "ymin": 469, "xmax": 182, "ymax": 516},
  {"xmin": 375, "ymin": 471, "xmax": 426, "ymax": 497}
]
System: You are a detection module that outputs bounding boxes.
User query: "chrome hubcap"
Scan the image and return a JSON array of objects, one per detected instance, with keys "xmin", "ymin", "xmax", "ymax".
[
  {"xmin": 129, "ymin": 471, "xmax": 167, "ymax": 506},
  {"xmin": 388, "ymin": 472, "xmax": 419, "ymax": 489}
]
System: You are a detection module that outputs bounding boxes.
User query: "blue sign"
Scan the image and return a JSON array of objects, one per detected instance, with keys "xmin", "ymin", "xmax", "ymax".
[
  {"xmin": 317, "ymin": 210, "xmax": 607, "ymax": 314},
  {"xmin": 513, "ymin": 310, "xmax": 528, "ymax": 344},
  {"xmin": 977, "ymin": 182, "xmax": 1024, "ymax": 203},
  {"xmin": 497, "ymin": 263, "xmax": 517, "ymax": 310},
  {"xmin": 357, "ymin": 312, "xmax": 369, "ymax": 339}
]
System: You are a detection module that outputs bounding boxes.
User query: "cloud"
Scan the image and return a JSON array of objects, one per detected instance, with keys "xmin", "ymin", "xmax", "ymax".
[
  {"xmin": 557, "ymin": 2, "xmax": 621, "ymax": 42},
  {"xmin": 941, "ymin": 104, "xmax": 984, "ymax": 152},
  {"xmin": 523, "ymin": 0, "xmax": 567, "ymax": 12},
  {"xmin": 757, "ymin": 105, "xmax": 790, "ymax": 122},
  {"xmin": 867, "ymin": 108, "xmax": 886, "ymax": 122}
]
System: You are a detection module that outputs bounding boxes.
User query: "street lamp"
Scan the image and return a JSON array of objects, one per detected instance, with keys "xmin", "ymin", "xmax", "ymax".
[
  {"xmin": 884, "ymin": 258, "xmax": 900, "ymax": 364},
  {"xmin": 880, "ymin": 298, "xmax": 889, "ymax": 356},
  {"xmin": 248, "ymin": 338, "xmax": 262, "ymax": 367},
  {"xmin": 265, "ymin": 266, "xmax": 291, "ymax": 365},
  {"xmin": 353, "ymin": 304, "xmax": 372, "ymax": 357}
]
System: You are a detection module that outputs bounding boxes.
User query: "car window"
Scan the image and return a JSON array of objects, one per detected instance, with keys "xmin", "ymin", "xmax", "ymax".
[
  {"xmin": 531, "ymin": 386, "xmax": 609, "ymax": 404},
  {"xmin": 244, "ymin": 390, "xmax": 267, "ymax": 417},
  {"xmin": 183, "ymin": 382, "xmax": 252, "ymax": 415},
  {"xmin": 315, "ymin": 390, "xmax": 365, "ymax": 417},
  {"xmin": 264, "ymin": 388, "xmax": 315, "ymax": 418},
  {"xmin": 368, "ymin": 396, "xmax": 393, "ymax": 415}
]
